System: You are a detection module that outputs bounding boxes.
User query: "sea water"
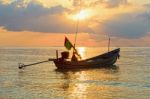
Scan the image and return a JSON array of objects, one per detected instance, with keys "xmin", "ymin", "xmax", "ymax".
[{"xmin": 0, "ymin": 47, "xmax": 150, "ymax": 99}]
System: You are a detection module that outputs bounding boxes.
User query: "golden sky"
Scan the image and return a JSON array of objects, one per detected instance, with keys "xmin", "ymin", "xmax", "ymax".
[{"xmin": 0, "ymin": 0, "xmax": 150, "ymax": 47}]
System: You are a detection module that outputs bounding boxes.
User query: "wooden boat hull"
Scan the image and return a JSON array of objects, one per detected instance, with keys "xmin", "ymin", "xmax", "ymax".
[{"xmin": 53, "ymin": 48, "xmax": 120, "ymax": 69}]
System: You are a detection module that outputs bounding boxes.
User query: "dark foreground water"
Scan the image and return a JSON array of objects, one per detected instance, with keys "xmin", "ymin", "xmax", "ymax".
[{"xmin": 0, "ymin": 47, "xmax": 150, "ymax": 99}]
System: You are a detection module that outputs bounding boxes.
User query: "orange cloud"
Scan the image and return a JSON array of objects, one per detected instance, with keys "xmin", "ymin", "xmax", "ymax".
[
  {"xmin": 1, "ymin": 27, "xmax": 150, "ymax": 47},
  {"xmin": 0, "ymin": 28, "xmax": 97, "ymax": 47}
]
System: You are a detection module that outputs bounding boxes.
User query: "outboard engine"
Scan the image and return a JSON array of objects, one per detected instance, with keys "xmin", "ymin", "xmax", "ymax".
[{"xmin": 61, "ymin": 51, "xmax": 69, "ymax": 59}]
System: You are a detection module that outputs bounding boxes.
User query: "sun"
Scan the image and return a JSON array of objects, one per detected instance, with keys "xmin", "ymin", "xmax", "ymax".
[
  {"xmin": 76, "ymin": 10, "xmax": 89, "ymax": 20},
  {"xmin": 69, "ymin": 9, "xmax": 91, "ymax": 21}
]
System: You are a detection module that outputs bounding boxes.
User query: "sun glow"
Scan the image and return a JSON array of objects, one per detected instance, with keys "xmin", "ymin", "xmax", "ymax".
[
  {"xmin": 77, "ymin": 10, "xmax": 89, "ymax": 20},
  {"xmin": 70, "ymin": 9, "xmax": 92, "ymax": 21}
]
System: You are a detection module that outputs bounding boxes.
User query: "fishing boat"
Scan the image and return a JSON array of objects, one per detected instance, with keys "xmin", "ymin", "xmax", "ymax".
[
  {"xmin": 18, "ymin": 47, "xmax": 120, "ymax": 70},
  {"xmin": 53, "ymin": 48, "xmax": 120, "ymax": 69}
]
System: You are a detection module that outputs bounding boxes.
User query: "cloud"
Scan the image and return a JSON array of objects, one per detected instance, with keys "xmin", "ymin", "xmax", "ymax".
[
  {"xmin": 104, "ymin": 0, "xmax": 128, "ymax": 8},
  {"xmin": 93, "ymin": 10, "xmax": 150, "ymax": 39},
  {"xmin": 0, "ymin": 27, "xmax": 97, "ymax": 47},
  {"xmin": 143, "ymin": 3, "xmax": 150, "ymax": 8},
  {"xmin": 0, "ymin": 0, "xmax": 12, "ymax": 5},
  {"xmin": 0, "ymin": 1, "xmax": 66, "ymax": 32},
  {"xmin": 0, "ymin": 0, "xmax": 94, "ymax": 33},
  {"xmin": 112, "ymin": 34, "xmax": 150, "ymax": 47},
  {"xmin": 0, "ymin": 0, "xmax": 131, "ymax": 33},
  {"xmin": 77, "ymin": 0, "xmax": 129, "ymax": 8}
]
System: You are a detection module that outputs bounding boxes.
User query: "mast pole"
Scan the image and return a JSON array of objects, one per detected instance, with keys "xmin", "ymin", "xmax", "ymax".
[
  {"xmin": 108, "ymin": 37, "xmax": 110, "ymax": 52},
  {"xmin": 74, "ymin": 0, "xmax": 81, "ymax": 48},
  {"xmin": 72, "ymin": 0, "xmax": 82, "ymax": 59},
  {"xmin": 74, "ymin": 15, "xmax": 80, "ymax": 48}
]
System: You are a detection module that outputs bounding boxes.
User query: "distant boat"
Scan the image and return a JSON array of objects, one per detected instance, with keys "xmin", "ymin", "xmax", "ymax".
[{"xmin": 53, "ymin": 48, "xmax": 120, "ymax": 69}]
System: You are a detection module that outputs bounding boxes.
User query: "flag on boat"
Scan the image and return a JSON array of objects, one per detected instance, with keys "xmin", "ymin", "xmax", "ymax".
[{"xmin": 64, "ymin": 37, "xmax": 73, "ymax": 50}]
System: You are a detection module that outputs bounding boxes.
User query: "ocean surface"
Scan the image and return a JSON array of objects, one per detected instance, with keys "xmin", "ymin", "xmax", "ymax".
[{"xmin": 0, "ymin": 47, "xmax": 150, "ymax": 99}]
